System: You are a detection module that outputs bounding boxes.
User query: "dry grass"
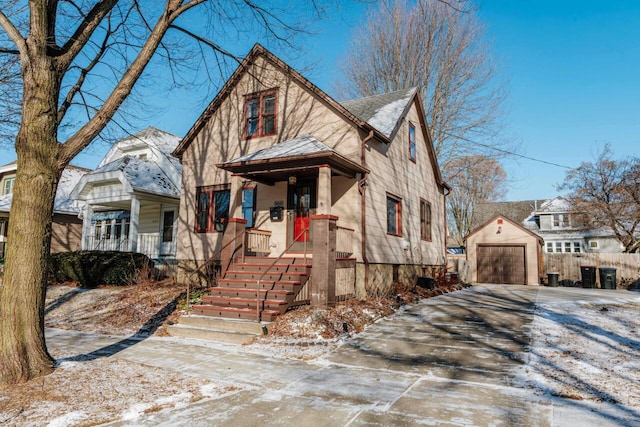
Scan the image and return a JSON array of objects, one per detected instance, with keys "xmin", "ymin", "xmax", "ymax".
[{"xmin": 44, "ymin": 280, "xmax": 185, "ymax": 337}]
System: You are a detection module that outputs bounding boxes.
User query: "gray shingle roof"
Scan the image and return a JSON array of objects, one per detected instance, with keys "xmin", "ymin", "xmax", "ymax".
[
  {"xmin": 472, "ymin": 200, "xmax": 545, "ymax": 229},
  {"xmin": 225, "ymin": 135, "xmax": 335, "ymax": 164},
  {"xmin": 341, "ymin": 88, "xmax": 416, "ymax": 138}
]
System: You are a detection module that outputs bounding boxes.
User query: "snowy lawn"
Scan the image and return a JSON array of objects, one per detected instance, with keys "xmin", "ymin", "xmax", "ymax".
[{"xmin": 525, "ymin": 298, "xmax": 640, "ymax": 406}]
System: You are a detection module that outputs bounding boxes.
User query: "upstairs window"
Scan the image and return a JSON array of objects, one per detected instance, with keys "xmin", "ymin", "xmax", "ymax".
[
  {"xmin": 2, "ymin": 176, "xmax": 15, "ymax": 195},
  {"xmin": 386, "ymin": 194, "xmax": 402, "ymax": 236},
  {"xmin": 245, "ymin": 90, "xmax": 277, "ymax": 138},
  {"xmin": 420, "ymin": 199, "xmax": 432, "ymax": 241},
  {"xmin": 408, "ymin": 123, "xmax": 416, "ymax": 162},
  {"xmin": 196, "ymin": 185, "xmax": 230, "ymax": 233}
]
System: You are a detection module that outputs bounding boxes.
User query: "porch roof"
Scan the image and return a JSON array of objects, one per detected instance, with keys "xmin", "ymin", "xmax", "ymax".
[{"xmin": 217, "ymin": 135, "xmax": 369, "ymax": 185}]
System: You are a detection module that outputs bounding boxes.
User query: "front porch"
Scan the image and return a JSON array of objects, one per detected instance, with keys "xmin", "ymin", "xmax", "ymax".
[{"xmin": 184, "ymin": 136, "xmax": 366, "ymax": 321}]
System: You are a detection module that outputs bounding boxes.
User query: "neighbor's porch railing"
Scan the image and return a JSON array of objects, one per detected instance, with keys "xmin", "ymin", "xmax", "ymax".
[
  {"xmin": 84, "ymin": 234, "xmax": 174, "ymax": 259},
  {"xmin": 336, "ymin": 226, "xmax": 355, "ymax": 259}
]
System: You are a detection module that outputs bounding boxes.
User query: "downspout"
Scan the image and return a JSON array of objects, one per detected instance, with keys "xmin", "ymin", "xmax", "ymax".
[
  {"xmin": 360, "ymin": 130, "xmax": 375, "ymax": 293},
  {"xmin": 442, "ymin": 184, "xmax": 452, "ymax": 273}
]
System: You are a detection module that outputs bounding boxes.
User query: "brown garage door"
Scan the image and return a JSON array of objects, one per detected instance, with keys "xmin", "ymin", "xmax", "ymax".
[{"xmin": 477, "ymin": 245, "xmax": 526, "ymax": 285}]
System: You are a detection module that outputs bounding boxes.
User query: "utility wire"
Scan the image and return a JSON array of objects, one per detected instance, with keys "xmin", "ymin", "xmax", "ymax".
[{"xmin": 441, "ymin": 131, "xmax": 575, "ymax": 170}]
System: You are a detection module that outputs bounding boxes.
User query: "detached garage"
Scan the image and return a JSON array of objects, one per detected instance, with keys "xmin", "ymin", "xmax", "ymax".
[{"xmin": 465, "ymin": 214, "xmax": 543, "ymax": 286}]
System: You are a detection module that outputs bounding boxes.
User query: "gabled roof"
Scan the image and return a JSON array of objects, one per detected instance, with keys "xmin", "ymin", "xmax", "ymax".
[
  {"xmin": 464, "ymin": 213, "xmax": 543, "ymax": 244},
  {"xmin": 0, "ymin": 165, "xmax": 89, "ymax": 215},
  {"xmin": 341, "ymin": 88, "xmax": 416, "ymax": 139},
  {"xmin": 99, "ymin": 127, "xmax": 181, "ymax": 170},
  {"xmin": 86, "ymin": 156, "xmax": 180, "ymax": 198},
  {"xmin": 173, "ymin": 43, "xmax": 384, "ymax": 157},
  {"xmin": 172, "ymin": 43, "xmax": 448, "ymax": 190}
]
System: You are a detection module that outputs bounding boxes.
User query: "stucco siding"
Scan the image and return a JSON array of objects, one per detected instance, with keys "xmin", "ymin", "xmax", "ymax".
[{"xmin": 466, "ymin": 216, "xmax": 541, "ymax": 286}]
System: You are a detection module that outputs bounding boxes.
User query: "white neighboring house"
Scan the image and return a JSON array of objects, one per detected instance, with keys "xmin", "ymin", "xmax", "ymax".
[
  {"xmin": 531, "ymin": 197, "xmax": 625, "ymax": 253},
  {"xmin": 0, "ymin": 161, "xmax": 88, "ymax": 258},
  {"xmin": 71, "ymin": 127, "xmax": 182, "ymax": 261}
]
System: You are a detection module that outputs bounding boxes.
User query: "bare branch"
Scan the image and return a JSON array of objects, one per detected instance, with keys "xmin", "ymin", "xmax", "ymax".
[{"xmin": 0, "ymin": 10, "xmax": 27, "ymax": 55}]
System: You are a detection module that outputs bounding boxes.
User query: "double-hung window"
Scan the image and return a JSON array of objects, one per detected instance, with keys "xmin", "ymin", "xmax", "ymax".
[
  {"xmin": 420, "ymin": 199, "xmax": 431, "ymax": 241},
  {"xmin": 408, "ymin": 123, "xmax": 416, "ymax": 162},
  {"xmin": 386, "ymin": 194, "xmax": 402, "ymax": 236},
  {"xmin": 2, "ymin": 176, "xmax": 15, "ymax": 195},
  {"xmin": 245, "ymin": 90, "xmax": 277, "ymax": 138},
  {"xmin": 195, "ymin": 185, "xmax": 231, "ymax": 233}
]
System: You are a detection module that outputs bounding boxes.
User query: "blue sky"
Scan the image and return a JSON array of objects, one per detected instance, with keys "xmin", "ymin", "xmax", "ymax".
[{"xmin": 1, "ymin": 1, "xmax": 639, "ymax": 201}]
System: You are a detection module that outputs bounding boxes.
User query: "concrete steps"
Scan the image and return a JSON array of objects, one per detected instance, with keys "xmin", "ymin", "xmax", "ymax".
[{"xmin": 166, "ymin": 314, "xmax": 268, "ymax": 344}]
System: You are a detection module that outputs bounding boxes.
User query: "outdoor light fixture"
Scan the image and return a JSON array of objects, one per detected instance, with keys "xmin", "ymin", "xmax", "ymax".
[{"xmin": 288, "ymin": 176, "xmax": 297, "ymax": 185}]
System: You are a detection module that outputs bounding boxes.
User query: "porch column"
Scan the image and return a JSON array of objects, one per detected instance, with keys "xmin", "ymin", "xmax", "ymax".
[
  {"xmin": 129, "ymin": 195, "xmax": 140, "ymax": 253},
  {"xmin": 81, "ymin": 204, "xmax": 93, "ymax": 250},
  {"xmin": 229, "ymin": 174, "xmax": 244, "ymax": 219},
  {"xmin": 221, "ymin": 218, "xmax": 247, "ymax": 274},
  {"xmin": 311, "ymin": 214, "xmax": 338, "ymax": 307},
  {"xmin": 316, "ymin": 165, "xmax": 332, "ymax": 215}
]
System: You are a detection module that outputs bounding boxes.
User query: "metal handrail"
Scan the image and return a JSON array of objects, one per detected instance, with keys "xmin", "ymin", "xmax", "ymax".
[
  {"xmin": 255, "ymin": 221, "xmax": 311, "ymax": 322},
  {"xmin": 185, "ymin": 228, "xmax": 249, "ymax": 313}
]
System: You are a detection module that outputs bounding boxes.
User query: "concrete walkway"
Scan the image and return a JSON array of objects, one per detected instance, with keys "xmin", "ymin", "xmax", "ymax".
[{"xmin": 46, "ymin": 285, "xmax": 640, "ymax": 426}]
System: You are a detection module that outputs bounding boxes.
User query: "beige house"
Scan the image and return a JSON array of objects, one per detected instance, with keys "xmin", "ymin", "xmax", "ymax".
[
  {"xmin": 0, "ymin": 161, "xmax": 88, "ymax": 258},
  {"xmin": 173, "ymin": 44, "xmax": 449, "ymax": 320},
  {"xmin": 465, "ymin": 214, "xmax": 543, "ymax": 286}
]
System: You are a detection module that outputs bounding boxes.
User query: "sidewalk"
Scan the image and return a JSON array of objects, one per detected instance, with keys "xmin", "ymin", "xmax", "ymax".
[{"xmin": 45, "ymin": 285, "xmax": 640, "ymax": 426}]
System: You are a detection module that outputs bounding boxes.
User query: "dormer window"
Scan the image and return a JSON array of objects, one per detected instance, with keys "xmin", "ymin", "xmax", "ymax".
[{"xmin": 245, "ymin": 90, "xmax": 277, "ymax": 138}]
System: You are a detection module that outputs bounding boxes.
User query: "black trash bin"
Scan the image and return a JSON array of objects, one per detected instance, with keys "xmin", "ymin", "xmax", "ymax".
[
  {"xmin": 599, "ymin": 267, "xmax": 617, "ymax": 290},
  {"xmin": 580, "ymin": 266, "xmax": 597, "ymax": 288},
  {"xmin": 546, "ymin": 272, "xmax": 559, "ymax": 287}
]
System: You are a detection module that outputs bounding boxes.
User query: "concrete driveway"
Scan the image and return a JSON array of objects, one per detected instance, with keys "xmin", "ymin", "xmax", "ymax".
[{"xmin": 46, "ymin": 284, "xmax": 640, "ymax": 426}]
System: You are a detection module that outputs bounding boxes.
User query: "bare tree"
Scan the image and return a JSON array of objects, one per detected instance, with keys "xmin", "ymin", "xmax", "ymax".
[
  {"xmin": 446, "ymin": 155, "xmax": 507, "ymax": 244},
  {"xmin": 337, "ymin": 0, "xmax": 508, "ymax": 169},
  {"xmin": 0, "ymin": 0, "xmax": 327, "ymax": 386},
  {"xmin": 559, "ymin": 145, "xmax": 640, "ymax": 253}
]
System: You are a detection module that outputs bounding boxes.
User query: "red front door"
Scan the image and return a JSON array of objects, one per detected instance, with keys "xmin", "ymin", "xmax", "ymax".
[{"xmin": 288, "ymin": 180, "xmax": 316, "ymax": 249}]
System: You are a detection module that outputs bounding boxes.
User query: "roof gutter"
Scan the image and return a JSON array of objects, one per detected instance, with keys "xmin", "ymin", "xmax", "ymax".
[{"xmin": 359, "ymin": 130, "xmax": 375, "ymax": 293}]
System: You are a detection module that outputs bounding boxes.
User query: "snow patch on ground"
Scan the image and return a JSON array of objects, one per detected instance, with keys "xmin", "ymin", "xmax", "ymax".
[{"xmin": 524, "ymin": 299, "xmax": 640, "ymax": 406}]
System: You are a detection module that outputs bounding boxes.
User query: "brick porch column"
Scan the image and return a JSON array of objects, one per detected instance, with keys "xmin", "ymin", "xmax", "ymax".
[
  {"xmin": 311, "ymin": 214, "xmax": 338, "ymax": 307},
  {"xmin": 221, "ymin": 217, "xmax": 247, "ymax": 274}
]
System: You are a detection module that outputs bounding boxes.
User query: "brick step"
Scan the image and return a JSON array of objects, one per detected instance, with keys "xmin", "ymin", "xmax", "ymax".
[
  {"xmin": 229, "ymin": 263, "xmax": 311, "ymax": 274},
  {"xmin": 216, "ymin": 278, "xmax": 304, "ymax": 291},
  {"xmin": 191, "ymin": 305, "xmax": 280, "ymax": 322},
  {"xmin": 206, "ymin": 287, "xmax": 295, "ymax": 302},
  {"xmin": 224, "ymin": 270, "xmax": 308, "ymax": 282},
  {"xmin": 202, "ymin": 296, "xmax": 288, "ymax": 311}
]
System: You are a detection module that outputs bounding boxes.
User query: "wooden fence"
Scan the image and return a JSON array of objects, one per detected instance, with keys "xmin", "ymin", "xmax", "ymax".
[{"xmin": 544, "ymin": 253, "xmax": 640, "ymax": 286}]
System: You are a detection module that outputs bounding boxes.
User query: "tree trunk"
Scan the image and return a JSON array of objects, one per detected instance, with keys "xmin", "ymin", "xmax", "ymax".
[{"xmin": 0, "ymin": 54, "xmax": 62, "ymax": 385}]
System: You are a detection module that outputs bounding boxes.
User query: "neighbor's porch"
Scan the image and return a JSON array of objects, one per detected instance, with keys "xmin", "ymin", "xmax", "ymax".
[{"xmin": 81, "ymin": 196, "xmax": 179, "ymax": 260}]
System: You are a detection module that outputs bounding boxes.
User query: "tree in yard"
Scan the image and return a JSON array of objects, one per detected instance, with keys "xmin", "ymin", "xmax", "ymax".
[
  {"xmin": 337, "ymin": 0, "xmax": 508, "ymax": 169},
  {"xmin": 446, "ymin": 155, "xmax": 507, "ymax": 245},
  {"xmin": 559, "ymin": 145, "xmax": 640, "ymax": 253},
  {"xmin": 0, "ymin": 0, "xmax": 327, "ymax": 385}
]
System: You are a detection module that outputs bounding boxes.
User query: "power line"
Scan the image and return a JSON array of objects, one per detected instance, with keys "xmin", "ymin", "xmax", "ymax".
[{"xmin": 441, "ymin": 131, "xmax": 575, "ymax": 170}]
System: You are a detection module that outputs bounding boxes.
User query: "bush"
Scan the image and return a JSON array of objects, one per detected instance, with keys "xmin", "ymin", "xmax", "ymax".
[{"xmin": 48, "ymin": 251, "xmax": 154, "ymax": 288}]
